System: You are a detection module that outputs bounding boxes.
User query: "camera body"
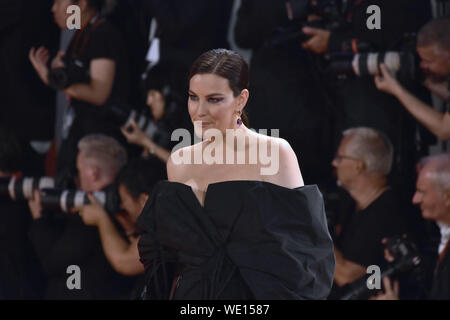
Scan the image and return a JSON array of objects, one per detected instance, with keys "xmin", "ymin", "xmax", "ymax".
[
  {"xmin": 267, "ymin": 0, "xmax": 345, "ymax": 47},
  {"xmin": 340, "ymin": 234, "xmax": 423, "ymax": 300},
  {"xmin": 285, "ymin": 0, "xmax": 342, "ymax": 23},
  {"xmin": 48, "ymin": 59, "xmax": 90, "ymax": 90}
]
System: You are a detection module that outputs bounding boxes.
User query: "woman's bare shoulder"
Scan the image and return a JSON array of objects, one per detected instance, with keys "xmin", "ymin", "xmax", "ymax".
[
  {"xmin": 167, "ymin": 142, "xmax": 205, "ymax": 182},
  {"xmin": 260, "ymin": 136, "xmax": 305, "ymax": 188}
]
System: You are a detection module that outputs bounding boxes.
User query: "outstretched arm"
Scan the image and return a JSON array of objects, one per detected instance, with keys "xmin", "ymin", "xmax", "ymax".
[
  {"xmin": 375, "ymin": 64, "xmax": 450, "ymax": 141},
  {"xmin": 78, "ymin": 196, "xmax": 144, "ymax": 276}
]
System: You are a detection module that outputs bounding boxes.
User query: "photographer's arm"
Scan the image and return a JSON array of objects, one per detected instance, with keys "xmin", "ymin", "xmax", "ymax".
[
  {"xmin": 121, "ymin": 121, "xmax": 171, "ymax": 163},
  {"xmin": 334, "ymin": 248, "xmax": 366, "ymax": 286},
  {"xmin": 78, "ymin": 199, "xmax": 144, "ymax": 276},
  {"xmin": 64, "ymin": 58, "xmax": 115, "ymax": 106},
  {"xmin": 375, "ymin": 64, "xmax": 450, "ymax": 141}
]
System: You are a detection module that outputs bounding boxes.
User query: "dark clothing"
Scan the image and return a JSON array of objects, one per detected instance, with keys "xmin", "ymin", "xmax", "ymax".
[
  {"xmin": 141, "ymin": 0, "xmax": 232, "ymax": 100},
  {"xmin": 324, "ymin": 0, "xmax": 432, "ymax": 193},
  {"xmin": 234, "ymin": 0, "xmax": 334, "ymax": 186},
  {"xmin": 56, "ymin": 18, "xmax": 130, "ymax": 186},
  {"xmin": 429, "ymin": 245, "xmax": 450, "ymax": 300},
  {"xmin": 0, "ymin": 0, "xmax": 59, "ymax": 142},
  {"xmin": 336, "ymin": 189, "xmax": 408, "ymax": 267},
  {"xmin": 29, "ymin": 214, "xmax": 135, "ymax": 299},
  {"xmin": 0, "ymin": 196, "xmax": 45, "ymax": 299},
  {"xmin": 137, "ymin": 180, "xmax": 335, "ymax": 300},
  {"xmin": 66, "ymin": 18, "xmax": 129, "ymax": 108}
]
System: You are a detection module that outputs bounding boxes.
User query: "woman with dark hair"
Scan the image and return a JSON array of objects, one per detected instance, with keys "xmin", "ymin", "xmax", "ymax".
[
  {"xmin": 137, "ymin": 49, "xmax": 335, "ymax": 300},
  {"xmin": 120, "ymin": 64, "xmax": 188, "ymax": 164}
]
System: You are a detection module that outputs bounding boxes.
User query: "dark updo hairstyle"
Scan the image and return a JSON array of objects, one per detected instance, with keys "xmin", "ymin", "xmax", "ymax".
[{"xmin": 188, "ymin": 49, "xmax": 249, "ymax": 127}]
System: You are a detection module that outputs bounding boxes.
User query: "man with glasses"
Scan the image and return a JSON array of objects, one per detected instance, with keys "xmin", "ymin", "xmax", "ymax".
[{"xmin": 329, "ymin": 127, "xmax": 411, "ymax": 299}]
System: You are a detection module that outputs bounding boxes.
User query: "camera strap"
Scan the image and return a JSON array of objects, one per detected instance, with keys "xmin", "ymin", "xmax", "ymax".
[
  {"xmin": 70, "ymin": 15, "xmax": 105, "ymax": 59},
  {"xmin": 346, "ymin": 0, "xmax": 363, "ymax": 22},
  {"xmin": 438, "ymin": 240, "xmax": 449, "ymax": 266}
]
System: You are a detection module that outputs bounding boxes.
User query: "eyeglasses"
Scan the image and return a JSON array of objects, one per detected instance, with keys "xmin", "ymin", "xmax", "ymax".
[{"xmin": 333, "ymin": 153, "xmax": 361, "ymax": 163}]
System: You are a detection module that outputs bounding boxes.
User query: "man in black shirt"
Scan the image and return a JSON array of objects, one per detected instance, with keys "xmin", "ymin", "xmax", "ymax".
[
  {"xmin": 29, "ymin": 0, "xmax": 130, "ymax": 185},
  {"xmin": 330, "ymin": 127, "xmax": 409, "ymax": 297},
  {"xmin": 27, "ymin": 134, "xmax": 135, "ymax": 299}
]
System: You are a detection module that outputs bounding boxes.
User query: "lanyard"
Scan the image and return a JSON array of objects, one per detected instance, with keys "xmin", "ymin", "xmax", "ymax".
[
  {"xmin": 438, "ymin": 240, "xmax": 450, "ymax": 266},
  {"xmin": 70, "ymin": 15, "xmax": 104, "ymax": 59}
]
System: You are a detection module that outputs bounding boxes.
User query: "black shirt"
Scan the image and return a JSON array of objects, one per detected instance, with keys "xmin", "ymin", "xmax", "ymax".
[
  {"xmin": 55, "ymin": 17, "xmax": 130, "ymax": 185},
  {"xmin": 0, "ymin": 196, "xmax": 46, "ymax": 299},
  {"xmin": 336, "ymin": 189, "xmax": 409, "ymax": 267},
  {"xmin": 66, "ymin": 17, "xmax": 129, "ymax": 108},
  {"xmin": 29, "ymin": 214, "xmax": 136, "ymax": 299}
]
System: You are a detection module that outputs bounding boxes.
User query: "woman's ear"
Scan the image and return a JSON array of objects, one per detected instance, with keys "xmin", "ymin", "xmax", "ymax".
[{"xmin": 238, "ymin": 89, "xmax": 249, "ymax": 110}]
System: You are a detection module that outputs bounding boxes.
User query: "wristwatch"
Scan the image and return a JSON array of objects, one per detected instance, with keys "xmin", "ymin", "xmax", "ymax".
[{"xmin": 149, "ymin": 144, "xmax": 156, "ymax": 155}]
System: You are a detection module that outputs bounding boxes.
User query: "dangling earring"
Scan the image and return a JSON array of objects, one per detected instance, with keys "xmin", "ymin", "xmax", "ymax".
[{"xmin": 236, "ymin": 110, "xmax": 243, "ymax": 127}]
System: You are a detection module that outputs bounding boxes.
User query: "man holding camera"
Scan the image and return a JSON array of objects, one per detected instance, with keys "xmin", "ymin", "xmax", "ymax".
[
  {"xmin": 374, "ymin": 154, "xmax": 450, "ymax": 300},
  {"xmin": 29, "ymin": 0, "xmax": 129, "ymax": 185},
  {"xmin": 374, "ymin": 18, "xmax": 450, "ymax": 141},
  {"xmin": 300, "ymin": 0, "xmax": 431, "ymax": 194},
  {"xmin": 27, "ymin": 134, "xmax": 135, "ymax": 299},
  {"xmin": 329, "ymin": 127, "xmax": 411, "ymax": 298},
  {"xmin": 76, "ymin": 157, "xmax": 165, "ymax": 298}
]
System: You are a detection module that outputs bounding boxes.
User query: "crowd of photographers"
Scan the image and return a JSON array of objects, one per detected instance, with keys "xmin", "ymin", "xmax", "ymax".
[{"xmin": 0, "ymin": 0, "xmax": 449, "ymax": 299}]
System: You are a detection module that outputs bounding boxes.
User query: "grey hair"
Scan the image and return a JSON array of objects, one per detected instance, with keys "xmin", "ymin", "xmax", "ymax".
[
  {"xmin": 417, "ymin": 17, "xmax": 450, "ymax": 52},
  {"xmin": 419, "ymin": 153, "xmax": 450, "ymax": 191},
  {"xmin": 78, "ymin": 134, "xmax": 127, "ymax": 177},
  {"xmin": 343, "ymin": 127, "xmax": 393, "ymax": 175}
]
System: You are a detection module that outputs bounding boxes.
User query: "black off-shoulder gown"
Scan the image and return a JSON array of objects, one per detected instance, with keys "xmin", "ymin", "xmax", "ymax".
[{"xmin": 137, "ymin": 180, "xmax": 335, "ymax": 300}]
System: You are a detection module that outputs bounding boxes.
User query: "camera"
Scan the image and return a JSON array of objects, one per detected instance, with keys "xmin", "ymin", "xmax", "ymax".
[
  {"xmin": 266, "ymin": 0, "xmax": 345, "ymax": 47},
  {"xmin": 285, "ymin": 0, "xmax": 342, "ymax": 23},
  {"xmin": 40, "ymin": 185, "xmax": 120, "ymax": 215},
  {"xmin": 48, "ymin": 59, "xmax": 90, "ymax": 90},
  {"xmin": 107, "ymin": 102, "xmax": 158, "ymax": 136},
  {"xmin": 328, "ymin": 51, "xmax": 418, "ymax": 80},
  {"xmin": 106, "ymin": 101, "xmax": 172, "ymax": 148},
  {"xmin": 0, "ymin": 176, "xmax": 54, "ymax": 201},
  {"xmin": 340, "ymin": 235, "xmax": 424, "ymax": 300}
]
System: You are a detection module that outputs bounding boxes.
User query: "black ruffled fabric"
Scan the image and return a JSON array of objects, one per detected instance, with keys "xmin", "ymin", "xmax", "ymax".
[{"xmin": 137, "ymin": 180, "xmax": 335, "ymax": 300}]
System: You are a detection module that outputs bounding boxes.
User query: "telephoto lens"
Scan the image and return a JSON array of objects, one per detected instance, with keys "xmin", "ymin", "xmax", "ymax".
[
  {"xmin": 329, "ymin": 51, "xmax": 416, "ymax": 79},
  {"xmin": 0, "ymin": 176, "xmax": 55, "ymax": 201},
  {"xmin": 40, "ymin": 187, "xmax": 121, "ymax": 214}
]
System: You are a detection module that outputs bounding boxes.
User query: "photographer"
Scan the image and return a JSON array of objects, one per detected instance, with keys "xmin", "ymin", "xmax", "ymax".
[
  {"xmin": 329, "ymin": 127, "xmax": 411, "ymax": 298},
  {"xmin": 27, "ymin": 134, "xmax": 135, "ymax": 299},
  {"xmin": 233, "ymin": 0, "xmax": 335, "ymax": 186},
  {"xmin": 77, "ymin": 157, "xmax": 165, "ymax": 298},
  {"xmin": 0, "ymin": 128, "xmax": 46, "ymax": 299},
  {"xmin": 121, "ymin": 64, "xmax": 188, "ymax": 164},
  {"xmin": 299, "ymin": 0, "xmax": 431, "ymax": 191},
  {"xmin": 28, "ymin": 0, "xmax": 130, "ymax": 184},
  {"xmin": 374, "ymin": 18, "xmax": 450, "ymax": 141},
  {"xmin": 374, "ymin": 154, "xmax": 450, "ymax": 300}
]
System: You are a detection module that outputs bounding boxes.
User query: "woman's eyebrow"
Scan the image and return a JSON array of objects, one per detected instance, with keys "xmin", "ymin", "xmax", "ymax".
[{"xmin": 188, "ymin": 90, "xmax": 224, "ymax": 97}]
